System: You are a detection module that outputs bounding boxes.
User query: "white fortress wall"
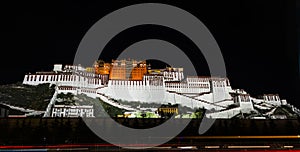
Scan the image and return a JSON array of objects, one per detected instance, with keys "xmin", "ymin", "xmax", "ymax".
[
  {"xmin": 236, "ymin": 95, "xmax": 255, "ymax": 113},
  {"xmin": 23, "ymin": 73, "xmax": 103, "ymax": 89},
  {"xmin": 211, "ymin": 78, "xmax": 233, "ymax": 103},
  {"xmin": 185, "ymin": 76, "xmax": 211, "ymax": 93},
  {"xmin": 23, "ymin": 74, "xmax": 57, "ymax": 86},
  {"xmin": 56, "ymin": 86, "xmax": 98, "ymax": 98},
  {"xmin": 22, "ymin": 63, "xmax": 298, "ymax": 119},
  {"xmin": 164, "ymin": 92, "xmax": 223, "ymax": 110},
  {"xmin": 200, "ymin": 94, "xmax": 234, "ymax": 107},
  {"xmin": 164, "ymin": 76, "xmax": 212, "ymax": 95},
  {"xmin": 57, "ymin": 86, "xmax": 78, "ymax": 95},
  {"xmin": 78, "ymin": 88, "xmax": 98, "ymax": 98},
  {"xmin": 96, "ymin": 93, "xmax": 136, "ymax": 111},
  {"xmin": 263, "ymin": 95, "xmax": 282, "ymax": 106},
  {"xmin": 214, "ymin": 100, "xmax": 235, "ymax": 107},
  {"xmin": 251, "ymin": 97, "xmax": 264, "ymax": 104},
  {"xmin": 254, "ymin": 104, "xmax": 271, "ymax": 110},
  {"xmin": 101, "ymin": 80, "xmax": 166, "ymax": 103},
  {"xmin": 165, "ymin": 83, "xmax": 210, "ymax": 94},
  {"xmin": 98, "ymin": 79, "xmax": 225, "ymax": 110},
  {"xmin": 205, "ymin": 107, "xmax": 241, "ymax": 119},
  {"xmin": 281, "ymin": 99, "xmax": 287, "ymax": 105},
  {"xmin": 44, "ymin": 89, "xmax": 58, "ymax": 117},
  {"xmin": 239, "ymin": 102, "xmax": 254, "ymax": 113},
  {"xmin": 194, "ymin": 93, "xmax": 234, "ymax": 107},
  {"xmin": 251, "ymin": 95, "xmax": 283, "ymax": 106},
  {"xmin": 162, "ymin": 69, "xmax": 184, "ymax": 81},
  {"xmin": 195, "ymin": 93, "xmax": 213, "ymax": 103}
]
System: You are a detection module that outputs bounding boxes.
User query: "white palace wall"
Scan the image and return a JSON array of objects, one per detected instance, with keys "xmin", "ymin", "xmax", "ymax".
[
  {"xmin": 211, "ymin": 79, "xmax": 233, "ymax": 103},
  {"xmin": 23, "ymin": 73, "xmax": 102, "ymax": 89},
  {"xmin": 96, "ymin": 85, "xmax": 225, "ymax": 110},
  {"xmin": 22, "ymin": 65, "xmax": 245, "ymax": 113},
  {"xmin": 98, "ymin": 82, "xmax": 166, "ymax": 103}
]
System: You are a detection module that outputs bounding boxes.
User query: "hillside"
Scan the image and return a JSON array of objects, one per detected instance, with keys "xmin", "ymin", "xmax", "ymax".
[{"xmin": 0, "ymin": 83, "xmax": 55, "ymax": 111}]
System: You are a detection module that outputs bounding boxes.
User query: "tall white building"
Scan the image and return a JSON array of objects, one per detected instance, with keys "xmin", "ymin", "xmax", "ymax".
[{"xmin": 51, "ymin": 105, "xmax": 94, "ymax": 117}]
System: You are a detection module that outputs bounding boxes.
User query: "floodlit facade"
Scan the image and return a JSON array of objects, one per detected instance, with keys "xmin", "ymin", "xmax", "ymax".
[
  {"xmin": 22, "ymin": 59, "xmax": 295, "ymax": 118},
  {"xmin": 51, "ymin": 105, "xmax": 94, "ymax": 117}
]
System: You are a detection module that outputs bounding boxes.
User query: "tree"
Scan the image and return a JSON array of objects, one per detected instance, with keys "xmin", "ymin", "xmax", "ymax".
[
  {"xmin": 57, "ymin": 93, "xmax": 66, "ymax": 100},
  {"xmin": 66, "ymin": 93, "xmax": 74, "ymax": 100},
  {"xmin": 141, "ymin": 113, "xmax": 146, "ymax": 118}
]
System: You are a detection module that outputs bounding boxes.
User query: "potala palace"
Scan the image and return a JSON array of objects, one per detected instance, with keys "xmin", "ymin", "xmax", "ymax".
[{"xmin": 22, "ymin": 59, "xmax": 300, "ymax": 119}]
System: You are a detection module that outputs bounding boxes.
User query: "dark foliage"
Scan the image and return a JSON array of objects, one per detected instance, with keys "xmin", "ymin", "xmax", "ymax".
[{"xmin": 0, "ymin": 83, "xmax": 55, "ymax": 110}]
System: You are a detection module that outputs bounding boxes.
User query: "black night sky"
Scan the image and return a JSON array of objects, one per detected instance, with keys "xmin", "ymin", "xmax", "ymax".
[{"xmin": 3, "ymin": 1, "xmax": 300, "ymax": 107}]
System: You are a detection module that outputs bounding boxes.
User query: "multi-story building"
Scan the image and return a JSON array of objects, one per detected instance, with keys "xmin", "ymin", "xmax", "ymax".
[{"xmin": 51, "ymin": 105, "xmax": 94, "ymax": 117}]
